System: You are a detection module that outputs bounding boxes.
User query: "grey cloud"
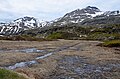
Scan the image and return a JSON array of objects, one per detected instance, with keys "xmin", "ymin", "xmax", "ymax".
[{"xmin": 0, "ymin": 0, "xmax": 119, "ymax": 21}]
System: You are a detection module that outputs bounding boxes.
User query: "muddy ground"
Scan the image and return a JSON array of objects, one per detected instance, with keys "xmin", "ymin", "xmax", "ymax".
[{"xmin": 0, "ymin": 40, "xmax": 120, "ymax": 79}]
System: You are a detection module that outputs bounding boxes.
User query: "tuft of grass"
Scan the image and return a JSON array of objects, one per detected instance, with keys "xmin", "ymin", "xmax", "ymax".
[
  {"xmin": 101, "ymin": 40, "xmax": 120, "ymax": 47},
  {"xmin": 0, "ymin": 68, "xmax": 27, "ymax": 79}
]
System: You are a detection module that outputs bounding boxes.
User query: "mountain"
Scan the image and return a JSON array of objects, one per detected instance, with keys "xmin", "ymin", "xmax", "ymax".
[
  {"xmin": 0, "ymin": 16, "xmax": 40, "ymax": 35},
  {"xmin": 51, "ymin": 6, "xmax": 120, "ymax": 26},
  {"xmin": 0, "ymin": 6, "xmax": 120, "ymax": 36},
  {"xmin": 59, "ymin": 6, "xmax": 102, "ymax": 23}
]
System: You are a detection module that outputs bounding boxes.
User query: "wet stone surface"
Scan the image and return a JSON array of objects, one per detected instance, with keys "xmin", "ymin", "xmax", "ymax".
[{"xmin": 50, "ymin": 56, "xmax": 120, "ymax": 79}]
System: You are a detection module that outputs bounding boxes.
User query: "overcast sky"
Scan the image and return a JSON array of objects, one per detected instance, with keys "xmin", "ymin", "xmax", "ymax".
[{"xmin": 0, "ymin": 0, "xmax": 120, "ymax": 22}]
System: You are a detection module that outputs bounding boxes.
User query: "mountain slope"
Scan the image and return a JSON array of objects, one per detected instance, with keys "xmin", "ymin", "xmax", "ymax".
[{"xmin": 51, "ymin": 6, "xmax": 120, "ymax": 26}]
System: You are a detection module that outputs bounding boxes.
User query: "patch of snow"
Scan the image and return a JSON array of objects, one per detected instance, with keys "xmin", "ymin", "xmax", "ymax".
[
  {"xmin": 70, "ymin": 20, "xmax": 76, "ymax": 23},
  {"xmin": 15, "ymin": 27, "xmax": 19, "ymax": 32},
  {"xmin": 75, "ymin": 16, "xmax": 81, "ymax": 18},
  {"xmin": 80, "ymin": 19, "xmax": 85, "ymax": 22},
  {"xmin": 0, "ymin": 26, "xmax": 5, "ymax": 33},
  {"xmin": 40, "ymin": 21, "xmax": 48, "ymax": 27},
  {"xmin": 86, "ymin": 12, "xmax": 104, "ymax": 17},
  {"xmin": 60, "ymin": 21, "xmax": 67, "ymax": 25},
  {"xmin": 76, "ymin": 19, "xmax": 80, "ymax": 23},
  {"xmin": 29, "ymin": 19, "xmax": 35, "ymax": 24}
]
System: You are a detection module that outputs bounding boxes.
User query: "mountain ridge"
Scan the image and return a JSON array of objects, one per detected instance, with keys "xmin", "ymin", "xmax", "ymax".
[
  {"xmin": 51, "ymin": 6, "xmax": 120, "ymax": 26},
  {"xmin": 0, "ymin": 6, "xmax": 120, "ymax": 35}
]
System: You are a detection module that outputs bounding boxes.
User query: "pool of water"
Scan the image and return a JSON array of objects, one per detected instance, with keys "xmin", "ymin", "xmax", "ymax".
[
  {"xmin": 16, "ymin": 48, "xmax": 45, "ymax": 53},
  {"xmin": 0, "ymin": 48, "xmax": 46, "ymax": 53},
  {"xmin": 7, "ymin": 60, "xmax": 37, "ymax": 70}
]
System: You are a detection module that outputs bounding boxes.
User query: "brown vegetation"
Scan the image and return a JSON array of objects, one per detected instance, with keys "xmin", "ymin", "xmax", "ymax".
[{"xmin": 0, "ymin": 40, "xmax": 119, "ymax": 79}]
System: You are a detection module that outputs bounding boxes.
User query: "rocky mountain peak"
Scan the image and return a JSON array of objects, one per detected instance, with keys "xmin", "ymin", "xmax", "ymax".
[
  {"xmin": 84, "ymin": 6, "xmax": 101, "ymax": 12},
  {"xmin": 56, "ymin": 6, "xmax": 103, "ymax": 25}
]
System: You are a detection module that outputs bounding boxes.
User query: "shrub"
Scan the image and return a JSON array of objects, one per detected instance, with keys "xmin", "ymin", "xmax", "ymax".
[
  {"xmin": 47, "ymin": 32, "xmax": 63, "ymax": 39},
  {"xmin": 87, "ymin": 33, "xmax": 120, "ymax": 40},
  {"xmin": 46, "ymin": 32, "xmax": 78, "ymax": 39}
]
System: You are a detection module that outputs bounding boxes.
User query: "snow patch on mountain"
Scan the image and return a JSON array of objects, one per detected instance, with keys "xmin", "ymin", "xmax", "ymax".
[{"xmin": 87, "ymin": 12, "xmax": 104, "ymax": 17}]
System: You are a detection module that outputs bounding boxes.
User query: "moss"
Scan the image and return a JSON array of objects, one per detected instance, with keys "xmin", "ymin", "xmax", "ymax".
[
  {"xmin": 101, "ymin": 40, "xmax": 120, "ymax": 47},
  {"xmin": 0, "ymin": 68, "xmax": 27, "ymax": 79}
]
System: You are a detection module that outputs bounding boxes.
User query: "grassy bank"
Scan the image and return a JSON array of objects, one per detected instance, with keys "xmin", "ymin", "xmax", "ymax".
[
  {"xmin": 100, "ymin": 40, "xmax": 120, "ymax": 47},
  {"xmin": 0, "ymin": 68, "xmax": 27, "ymax": 79}
]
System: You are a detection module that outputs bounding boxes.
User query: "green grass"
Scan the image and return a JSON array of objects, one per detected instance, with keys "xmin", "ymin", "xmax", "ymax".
[
  {"xmin": 0, "ymin": 68, "xmax": 27, "ymax": 79},
  {"xmin": 46, "ymin": 32, "xmax": 78, "ymax": 40},
  {"xmin": 101, "ymin": 40, "xmax": 120, "ymax": 47}
]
